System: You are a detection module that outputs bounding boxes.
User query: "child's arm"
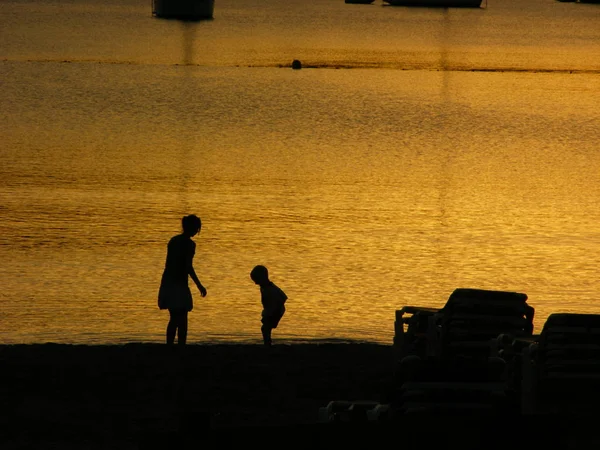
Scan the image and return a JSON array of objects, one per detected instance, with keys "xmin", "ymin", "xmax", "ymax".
[{"xmin": 279, "ymin": 286, "xmax": 288, "ymax": 304}]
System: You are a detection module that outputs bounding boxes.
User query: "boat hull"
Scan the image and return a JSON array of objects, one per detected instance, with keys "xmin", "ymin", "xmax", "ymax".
[
  {"xmin": 152, "ymin": 0, "xmax": 215, "ymax": 19},
  {"xmin": 384, "ymin": 0, "xmax": 482, "ymax": 6}
]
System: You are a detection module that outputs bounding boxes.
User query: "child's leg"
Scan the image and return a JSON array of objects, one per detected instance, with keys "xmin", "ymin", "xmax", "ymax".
[{"xmin": 261, "ymin": 324, "xmax": 272, "ymax": 346}]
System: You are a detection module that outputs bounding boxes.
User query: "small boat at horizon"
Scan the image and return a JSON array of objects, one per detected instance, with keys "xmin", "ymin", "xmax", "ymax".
[
  {"xmin": 383, "ymin": 0, "xmax": 483, "ymax": 7},
  {"xmin": 152, "ymin": 0, "xmax": 214, "ymax": 20},
  {"xmin": 556, "ymin": 0, "xmax": 600, "ymax": 3}
]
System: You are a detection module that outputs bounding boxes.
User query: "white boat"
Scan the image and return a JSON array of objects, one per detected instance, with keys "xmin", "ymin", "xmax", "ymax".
[
  {"xmin": 152, "ymin": 0, "xmax": 215, "ymax": 20},
  {"xmin": 383, "ymin": 0, "xmax": 482, "ymax": 6}
]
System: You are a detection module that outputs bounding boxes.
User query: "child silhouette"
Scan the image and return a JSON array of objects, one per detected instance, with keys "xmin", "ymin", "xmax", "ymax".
[{"xmin": 250, "ymin": 265, "xmax": 287, "ymax": 346}]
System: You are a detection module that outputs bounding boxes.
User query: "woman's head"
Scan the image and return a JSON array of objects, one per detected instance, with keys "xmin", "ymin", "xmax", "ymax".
[{"xmin": 182, "ymin": 214, "xmax": 201, "ymax": 236}]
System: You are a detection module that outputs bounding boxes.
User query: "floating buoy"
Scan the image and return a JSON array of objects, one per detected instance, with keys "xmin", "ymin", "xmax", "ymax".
[{"xmin": 291, "ymin": 59, "xmax": 302, "ymax": 70}]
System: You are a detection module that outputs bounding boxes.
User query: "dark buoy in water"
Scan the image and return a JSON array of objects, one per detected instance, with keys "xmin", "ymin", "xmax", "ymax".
[{"xmin": 292, "ymin": 59, "xmax": 302, "ymax": 70}]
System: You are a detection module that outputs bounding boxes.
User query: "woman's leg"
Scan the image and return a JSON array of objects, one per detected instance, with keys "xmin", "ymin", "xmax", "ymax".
[
  {"xmin": 167, "ymin": 309, "xmax": 178, "ymax": 345},
  {"xmin": 177, "ymin": 311, "xmax": 188, "ymax": 345}
]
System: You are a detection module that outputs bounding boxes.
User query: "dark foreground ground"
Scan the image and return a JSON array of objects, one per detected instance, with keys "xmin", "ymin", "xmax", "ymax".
[{"xmin": 0, "ymin": 343, "xmax": 594, "ymax": 449}]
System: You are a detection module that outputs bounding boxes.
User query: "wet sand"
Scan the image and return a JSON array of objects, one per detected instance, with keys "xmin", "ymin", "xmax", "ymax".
[{"xmin": 0, "ymin": 342, "xmax": 586, "ymax": 449}]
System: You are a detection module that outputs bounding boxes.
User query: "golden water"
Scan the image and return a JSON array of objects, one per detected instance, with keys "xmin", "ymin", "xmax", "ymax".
[{"xmin": 1, "ymin": 0, "xmax": 599, "ymax": 344}]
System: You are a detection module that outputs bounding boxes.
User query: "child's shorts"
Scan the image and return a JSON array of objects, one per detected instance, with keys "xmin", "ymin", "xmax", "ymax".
[{"xmin": 262, "ymin": 311, "xmax": 284, "ymax": 329}]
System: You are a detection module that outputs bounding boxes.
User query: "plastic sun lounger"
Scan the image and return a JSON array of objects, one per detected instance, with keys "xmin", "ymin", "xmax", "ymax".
[{"xmin": 394, "ymin": 288, "xmax": 534, "ymax": 362}]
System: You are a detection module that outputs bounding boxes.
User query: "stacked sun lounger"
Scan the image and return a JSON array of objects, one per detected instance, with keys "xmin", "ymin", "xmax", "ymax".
[
  {"xmin": 521, "ymin": 313, "xmax": 600, "ymax": 415},
  {"xmin": 394, "ymin": 288, "xmax": 534, "ymax": 363},
  {"xmin": 392, "ymin": 354, "xmax": 515, "ymax": 415},
  {"xmin": 391, "ymin": 288, "xmax": 535, "ymax": 415}
]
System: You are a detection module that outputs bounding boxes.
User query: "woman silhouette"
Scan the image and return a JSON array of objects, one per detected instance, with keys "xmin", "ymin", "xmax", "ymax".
[{"xmin": 158, "ymin": 214, "xmax": 207, "ymax": 345}]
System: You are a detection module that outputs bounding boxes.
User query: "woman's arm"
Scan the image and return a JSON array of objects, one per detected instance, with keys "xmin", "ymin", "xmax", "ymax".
[
  {"xmin": 186, "ymin": 242, "xmax": 207, "ymax": 297},
  {"xmin": 189, "ymin": 266, "xmax": 207, "ymax": 297}
]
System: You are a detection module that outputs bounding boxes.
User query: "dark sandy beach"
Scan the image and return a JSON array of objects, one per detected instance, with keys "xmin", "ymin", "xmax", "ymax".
[
  {"xmin": 2, "ymin": 342, "xmax": 396, "ymax": 449},
  {"xmin": 1, "ymin": 342, "xmax": 590, "ymax": 449}
]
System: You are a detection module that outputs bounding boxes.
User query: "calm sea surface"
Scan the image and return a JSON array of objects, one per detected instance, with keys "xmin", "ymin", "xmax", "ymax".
[{"xmin": 1, "ymin": 0, "xmax": 599, "ymax": 344}]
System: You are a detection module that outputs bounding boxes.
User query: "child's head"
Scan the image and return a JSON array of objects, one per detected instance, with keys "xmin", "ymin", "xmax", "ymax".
[
  {"xmin": 250, "ymin": 265, "xmax": 269, "ymax": 285},
  {"xmin": 182, "ymin": 214, "xmax": 201, "ymax": 236}
]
